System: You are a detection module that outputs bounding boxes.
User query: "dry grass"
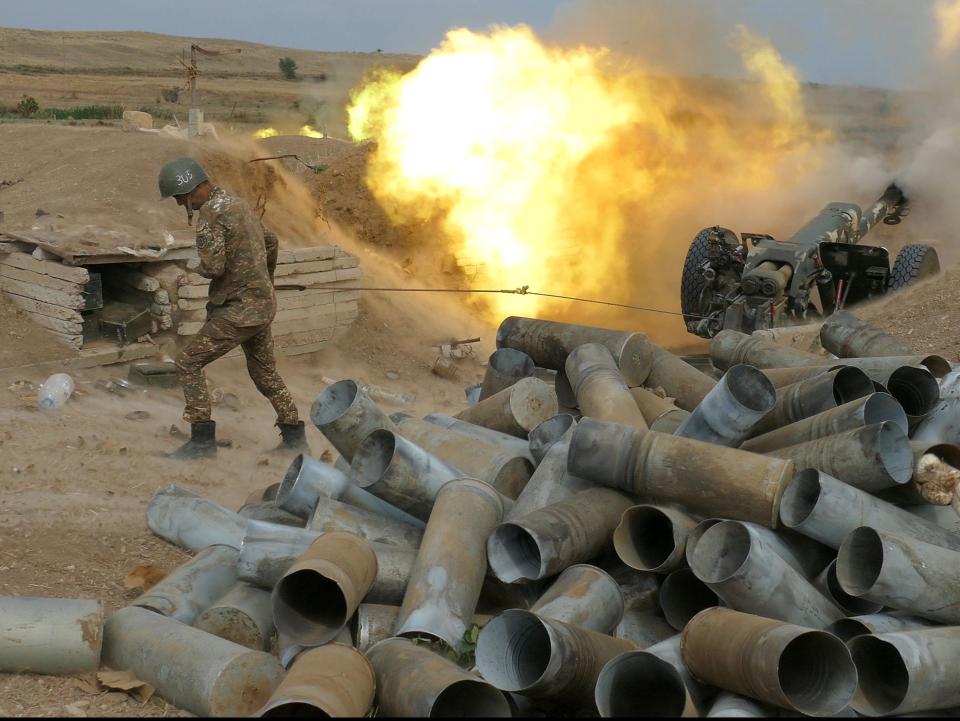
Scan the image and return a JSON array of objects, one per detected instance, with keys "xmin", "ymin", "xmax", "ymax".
[{"xmin": 0, "ymin": 27, "xmax": 421, "ymax": 136}]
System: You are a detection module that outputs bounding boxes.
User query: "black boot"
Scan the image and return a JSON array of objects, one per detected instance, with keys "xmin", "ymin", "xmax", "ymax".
[
  {"xmin": 168, "ymin": 420, "xmax": 217, "ymax": 460},
  {"xmin": 275, "ymin": 421, "xmax": 309, "ymax": 453}
]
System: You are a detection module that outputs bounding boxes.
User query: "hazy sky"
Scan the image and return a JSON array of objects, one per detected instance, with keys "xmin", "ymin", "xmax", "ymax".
[{"xmin": 1, "ymin": 0, "xmax": 942, "ymax": 89}]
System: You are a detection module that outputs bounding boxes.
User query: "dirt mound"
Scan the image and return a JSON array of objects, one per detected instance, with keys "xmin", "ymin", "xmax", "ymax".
[
  {"xmin": 0, "ymin": 124, "xmax": 190, "ymax": 248},
  {"xmin": 314, "ymin": 142, "xmax": 390, "ymax": 244},
  {"xmin": 313, "ymin": 142, "xmax": 443, "ymax": 248},
  {"xmin": 257, "ymin": 134, "xmax": 358, "ymax": 163},
  {"xmin": 857, "ymin": 268, "xmax": 960, "ymax": 361}
]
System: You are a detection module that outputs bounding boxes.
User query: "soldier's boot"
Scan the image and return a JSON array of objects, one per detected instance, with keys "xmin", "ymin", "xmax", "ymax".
[
  {"xmin": 274, "ymin": 421, "xmax": 309, "ymax": 453},
  {"xmin": 168, "ymin": 420, "xmax": 218, "ymax": 460}
]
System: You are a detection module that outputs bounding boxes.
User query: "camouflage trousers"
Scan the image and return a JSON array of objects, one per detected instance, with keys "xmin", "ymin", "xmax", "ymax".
[{"xmin": 175, "ymin": 317, "xmax": 299, "ymax": 425}]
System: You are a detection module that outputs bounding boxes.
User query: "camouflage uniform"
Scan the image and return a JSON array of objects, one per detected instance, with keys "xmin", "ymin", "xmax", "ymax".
[{"xmin": 175, "ymin": 186, "xmax": 299, "ymax": 425}]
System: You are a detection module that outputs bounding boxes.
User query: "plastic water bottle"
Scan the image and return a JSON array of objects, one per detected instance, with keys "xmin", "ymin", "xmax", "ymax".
[{"xmin": 37, "ymin": 373, "xmax": 75, "ymax": 410}]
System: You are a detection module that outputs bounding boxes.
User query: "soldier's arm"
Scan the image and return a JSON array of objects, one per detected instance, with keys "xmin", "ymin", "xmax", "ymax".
[
  {"xmin": 262, "ymin": 225, "xmax": 279, "ymax": 279},
  {"xmin": 195, "ymin": 215, "xmax": 226, "ymax": 279}
]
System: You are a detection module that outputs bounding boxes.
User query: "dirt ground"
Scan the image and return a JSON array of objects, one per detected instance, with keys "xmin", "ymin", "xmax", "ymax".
[{"xmin": 0, "ymin": 267, "xmax": 492, "ymax": 716}]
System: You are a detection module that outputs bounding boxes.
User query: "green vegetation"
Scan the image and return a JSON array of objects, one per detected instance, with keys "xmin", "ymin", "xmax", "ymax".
[
  {"xmin": 0, "ymin": 98, "xmax": 124, "ymax": 120},
  {"xmin": 46, "ymin": 104, "xmax": 124, "ymax": 120},
  {"xmin": 15, "ymin": 95, "xmax": 39, "ymax": 117},
  {"xmin": 278, "ymin": 56, "xmax": 298, "ymax": 80}
]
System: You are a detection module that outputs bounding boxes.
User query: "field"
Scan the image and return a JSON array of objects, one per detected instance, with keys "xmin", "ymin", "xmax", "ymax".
[{"xmin": 0, "ymin": 27, "xmax": 420, "ymax": 136}]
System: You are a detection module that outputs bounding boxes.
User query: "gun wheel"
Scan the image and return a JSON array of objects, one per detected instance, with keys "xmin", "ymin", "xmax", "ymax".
[
  {"xmin": 888, "ymin": 244, "xmax": 940, "ymax": 292},
  {"xmin": 680, "ymin": 227, "xmax": 737, "ymax": 329}
]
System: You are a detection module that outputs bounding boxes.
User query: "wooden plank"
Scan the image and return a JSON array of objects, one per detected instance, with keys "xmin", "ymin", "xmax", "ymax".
[
  {"xmin": 333, "ymin": 256, "xmax": 360, "ymax": 270},
  {"xmin": 2, "ymin": 291, "xmax": 83, "ymax": 322},
  {"xmin": 60, "ymin": 247, "xmax": 199, "ymax": 266},
  {"xmin": 0, "ymin": 277, "xmax": 84, "ymax": 308},
  {"xmin": 177, "ymin": 285, "xmax": 209, "ymax": 299},
  {"xmin": 177, "ymin": 291, "xmax": 345, "ymax": 316},
  {"xmin": 271, "ymin": 314, "xmax": 339, "ymax": 336},
  {"xmin": 276, "ymin": 286, "xmax": 338, "ymax": 299},
  {"xmin": 335, "ymin": 267, "xmax": 362, "ymax": 282},
  {"xmin": 277, "ymin": 292, "xmax": 335, "ymax": 310},
  {"xmin": 274, "ymin": 303, "xmax": 339, "ymax": 324},
  {"xmin": 274, "ymin": 328, "xmax": 335, "ymax": 347},
  {"xmin": 0, "ymin": 251, "xmax": 89, "ymax": 283},
  {"xmin": 274, "ymin": 259, "xmax": 334, "ymax": 276},
  {"xmin": 71, "ymin": 342, "xmax": 157, "ymax": 367},
  {"xmin": 20, "ymin": 310, "xmax": 83, "ymax": 335},
  {"xmin": 0, "ymin": 265, "xmax": 86, "ymax": 293},
  {"xmin": 277, "ymin": 245, "xmax": 338, "ymax": 264},
  {"xmin": 278, "ymin": 269, "xmax": 337, "ymax": 286},
  {"xmin": 0, "ymin": 240, "xmax": 34, "ymax": 254},
  {"xmin": 281, "ymin": 340, "xmax": 331, "ymax": 356},
  {"xmin": 295, "ymin": 245, "xmax": 337, "ymax": 262}
]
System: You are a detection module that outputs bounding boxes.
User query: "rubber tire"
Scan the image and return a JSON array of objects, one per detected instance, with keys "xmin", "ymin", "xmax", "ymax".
[
  {"xmin": 888, "ymin": 244, "xmax": 940, "ymax": 291},
  {"xmin": 681, "ymin": 228, "xmax": 737, "ymax": 327},
  {"xmin": 680, "ymin": 229, "xmax": 713, "ymax": 327}
]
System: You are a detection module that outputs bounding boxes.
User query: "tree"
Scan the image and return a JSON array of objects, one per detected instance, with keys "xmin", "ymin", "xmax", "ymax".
[
  {"xmin": 279, "ymin": 57, "xmax": 298, "ymax": 81},
  {"xmin": 16, "ymin": 95, "xmax": 39, "ymax": 117}
]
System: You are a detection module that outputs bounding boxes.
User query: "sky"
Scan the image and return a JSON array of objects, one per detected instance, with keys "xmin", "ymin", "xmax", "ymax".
[{"xmin": 0, "ymin": 0, "xmax": 943, "ymax": 89}]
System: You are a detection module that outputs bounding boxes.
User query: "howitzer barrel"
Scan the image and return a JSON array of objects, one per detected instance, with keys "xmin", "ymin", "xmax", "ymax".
[
  {"xmin": 785, "ymin": 183, "xmax": 904, "ymax": 247},
  {"xmin": 858, "ymin": 182, "xmax": 906, "ymax": 238}
]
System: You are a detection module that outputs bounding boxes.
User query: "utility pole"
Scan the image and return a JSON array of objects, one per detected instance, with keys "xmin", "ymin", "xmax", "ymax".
[{"xmin": 180, "ymin": 43, "xmax": 241, "ymax": 137}]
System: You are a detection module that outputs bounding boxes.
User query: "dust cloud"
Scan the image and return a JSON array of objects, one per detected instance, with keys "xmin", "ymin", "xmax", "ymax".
[{"xmin": 893, "ymin": 0, "xmax": 960, "ymax": 261}]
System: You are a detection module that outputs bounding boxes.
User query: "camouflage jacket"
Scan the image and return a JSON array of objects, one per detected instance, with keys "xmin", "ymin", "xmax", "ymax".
[{"xmin": 195, "ymin": 186, "xmax": 278, "ymax": 327}]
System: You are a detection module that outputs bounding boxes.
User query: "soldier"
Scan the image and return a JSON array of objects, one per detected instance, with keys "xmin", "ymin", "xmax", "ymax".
[{"xmin": 158, "ymin": 157, "xmax": 308, "ymax": 459}]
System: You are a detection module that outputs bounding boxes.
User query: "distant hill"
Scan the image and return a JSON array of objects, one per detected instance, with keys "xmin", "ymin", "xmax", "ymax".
[
  {"xmin": 0, "ymin": 26, "xmax": 923, "ymax": 152},
  {"xmin": 0, "ymin": 26, "xmax": 420, "ymax": 77},
  {"xmin": 0, "ymin": 27, "xmax": 421, "ymax": 136}
]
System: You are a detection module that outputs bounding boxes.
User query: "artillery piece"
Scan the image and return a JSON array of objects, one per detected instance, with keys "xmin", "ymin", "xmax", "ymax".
[{"xmin": 680, "ymin": 184, "xmax": 940, "ymax": 338}]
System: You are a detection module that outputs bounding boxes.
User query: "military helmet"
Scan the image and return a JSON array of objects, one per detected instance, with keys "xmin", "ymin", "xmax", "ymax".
[{"xmin": 158, "ymin": 157, "xmax": 209, "ymax": 199}]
